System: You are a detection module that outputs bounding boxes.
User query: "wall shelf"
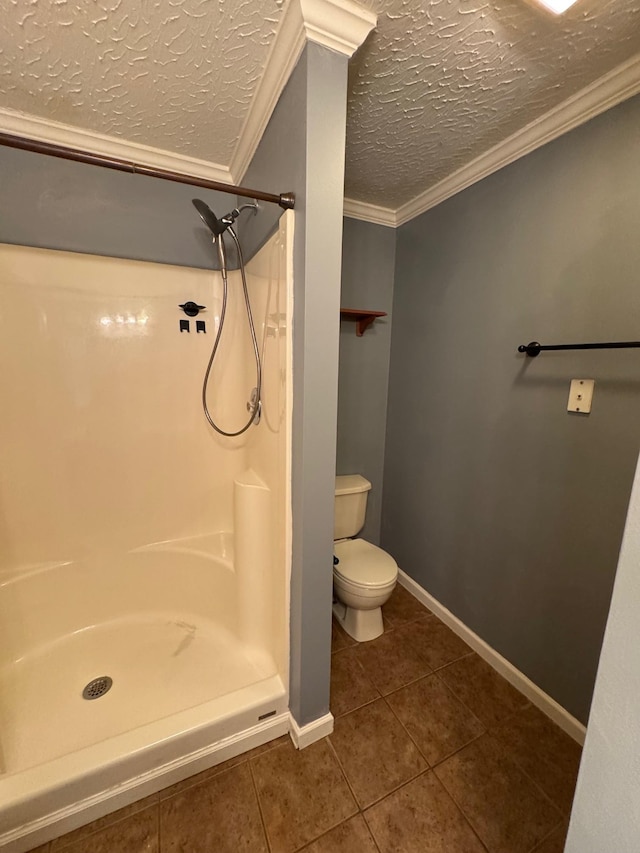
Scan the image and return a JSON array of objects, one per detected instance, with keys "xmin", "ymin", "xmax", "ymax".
[{"xmin": 340, "ymin": 308, "xmax": 387, "ymax": 336}]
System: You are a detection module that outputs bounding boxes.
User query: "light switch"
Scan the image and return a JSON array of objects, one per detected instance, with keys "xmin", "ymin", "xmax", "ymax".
[{"xmin": 568, "ymin": 379, "xmax": 594, "ymax": 414}]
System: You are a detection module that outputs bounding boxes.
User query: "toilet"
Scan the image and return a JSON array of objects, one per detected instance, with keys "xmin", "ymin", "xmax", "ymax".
[{"xmin": 333, "ymin": 474, "xmax": 398, "ymax": 642}]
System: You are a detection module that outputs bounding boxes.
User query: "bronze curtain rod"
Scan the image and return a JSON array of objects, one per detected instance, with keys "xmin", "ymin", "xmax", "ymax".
[{"xmin": 0, "ymin": 131, "xmax": 295, "ymax": 210}]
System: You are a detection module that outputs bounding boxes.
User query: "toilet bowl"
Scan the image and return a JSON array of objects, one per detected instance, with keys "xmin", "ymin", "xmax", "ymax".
[{"xmin": 333, "ymin": 475, "xmax": 398, "ymax": 642}]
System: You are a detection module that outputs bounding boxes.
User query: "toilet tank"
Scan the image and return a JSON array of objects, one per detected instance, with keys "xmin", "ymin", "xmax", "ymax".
[{"xmin": 334, "ymin": 475, "xmax": 372, "ymax": 540}]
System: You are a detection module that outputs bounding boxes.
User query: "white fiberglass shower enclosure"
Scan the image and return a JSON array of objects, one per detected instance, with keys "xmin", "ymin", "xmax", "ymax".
[{"xmin": 0, "ymin": 213, "xmax": 293, "ymax": 852}]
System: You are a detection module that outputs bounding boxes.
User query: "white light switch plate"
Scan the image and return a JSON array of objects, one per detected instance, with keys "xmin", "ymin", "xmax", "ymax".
[{"xmin": 568, "ymin": 379, "xmax": 594, "ymax": 413}]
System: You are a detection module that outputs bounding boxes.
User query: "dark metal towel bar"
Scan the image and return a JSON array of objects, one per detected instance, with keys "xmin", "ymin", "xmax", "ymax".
[{"xmin": 518, "ymin": 340, "xmax": 640, "ymax": 358}]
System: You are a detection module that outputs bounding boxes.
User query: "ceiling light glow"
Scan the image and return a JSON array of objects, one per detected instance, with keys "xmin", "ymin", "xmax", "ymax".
[{"xmin": 534, "ymin": 0, "xmax": 579, "ymax": 13}]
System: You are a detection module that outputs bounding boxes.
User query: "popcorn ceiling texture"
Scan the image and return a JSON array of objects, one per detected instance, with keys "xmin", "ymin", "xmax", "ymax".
[
  {"xmin": 0, "ymin": 0, "xmax": 283, "ymax": 164},
  {"xmin": 346, "ymin": 0, "xmax": 640, "ymax": 207},
  {"xmin": 0, "ymin": 0, "xmax": 639, "ymax": 207}
]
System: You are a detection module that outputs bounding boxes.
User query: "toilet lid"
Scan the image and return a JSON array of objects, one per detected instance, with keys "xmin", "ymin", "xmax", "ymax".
[{"xmin": 334, "ymin": 538, "xmax": 398, "ymax": 589}]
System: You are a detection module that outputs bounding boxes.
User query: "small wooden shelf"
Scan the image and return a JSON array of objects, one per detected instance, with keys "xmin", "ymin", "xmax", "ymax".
[{"xmin": 340, "ymin": 309, "xmax": 387, "ymax": 336}]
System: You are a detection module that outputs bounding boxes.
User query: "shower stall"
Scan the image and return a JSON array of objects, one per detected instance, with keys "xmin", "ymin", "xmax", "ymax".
[{"xmin": 0, "ymin": 209, "xmax": 293, "ymax": 851}]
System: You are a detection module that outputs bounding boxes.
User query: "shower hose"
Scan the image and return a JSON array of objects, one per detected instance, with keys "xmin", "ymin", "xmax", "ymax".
[{"xmin": 202, "ymin": 225, "xmax": 262, "ymax": 437}]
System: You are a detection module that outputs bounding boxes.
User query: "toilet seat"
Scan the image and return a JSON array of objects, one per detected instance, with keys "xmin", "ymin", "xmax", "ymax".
[{"xmin": 333, "ymin": 538, "xmax": 398, "ymax": 589}]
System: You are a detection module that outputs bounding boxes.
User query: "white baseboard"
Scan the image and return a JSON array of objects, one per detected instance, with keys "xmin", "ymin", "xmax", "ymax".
[
  {"xmin": 398, "ymin": 569, "xmax": 586, "ymax": 745},
  {"xmin": 289, "ymin": 712, "xmax": 334, "ymax": 749}
]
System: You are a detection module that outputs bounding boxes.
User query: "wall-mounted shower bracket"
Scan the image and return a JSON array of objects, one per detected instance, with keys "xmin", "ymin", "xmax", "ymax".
[{"xmin": 180, "ymin": 301, "xmax": 205, "ymax": 317}]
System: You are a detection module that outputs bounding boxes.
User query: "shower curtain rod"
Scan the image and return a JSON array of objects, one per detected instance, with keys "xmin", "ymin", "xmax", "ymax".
[{"xmin": 0, "ymin": 131, "xmax": 295, "ymax": 210}]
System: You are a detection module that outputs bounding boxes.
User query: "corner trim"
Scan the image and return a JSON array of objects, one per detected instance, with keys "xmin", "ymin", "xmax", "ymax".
[
  {"xmin": 0, "ymin": 107, "xmax": 233, "ymax": 185},
  {"xmin": 343, "ymin": 197, "xmax": 397, "ymax": 227},
  {"xmin": 289, "ymin": 711, "xmax": 334, "ymax": 749},
  {"xmin": 395, "ymin": 53, "xmax": 640, "ymax": 226},
  {"xmin": 397, "ymin": 569, "xmax": 587, "ymax": 745}
]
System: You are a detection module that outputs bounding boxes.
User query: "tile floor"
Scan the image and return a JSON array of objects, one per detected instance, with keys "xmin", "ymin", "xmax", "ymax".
[{"xmin": 27, "ymin": 585, "xmax": 581, "ymax": 853}]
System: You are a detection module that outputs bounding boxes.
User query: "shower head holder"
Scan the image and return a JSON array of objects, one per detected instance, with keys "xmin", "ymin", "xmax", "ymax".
[{"xmin": 179, "ymin": 302, "xmax": 205, "ymax": 317}]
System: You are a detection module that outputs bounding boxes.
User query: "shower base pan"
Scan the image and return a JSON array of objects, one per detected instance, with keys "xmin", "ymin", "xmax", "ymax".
[
  {"xmin": 0, "ymin": 615, "xmax": 287, "ymax": 852},
  {"xmin": 0, "ymin": 547, "xmax": 288, "ymax": 853}
]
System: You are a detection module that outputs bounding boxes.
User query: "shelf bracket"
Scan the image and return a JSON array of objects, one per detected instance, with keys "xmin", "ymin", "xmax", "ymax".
[{"xmin": 340, "ymin": 309, "xmax": 387, "ymax": 336}]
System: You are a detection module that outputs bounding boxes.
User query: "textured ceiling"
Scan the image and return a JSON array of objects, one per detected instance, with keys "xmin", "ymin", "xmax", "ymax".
[
  {"xmin": 0, "ymin": 0, "xmax": 639, "ymax": 210},
  {"xmin": 345, "ymin": 0, "xmax": 640, "ymax": 207},
  {"xmin": 0, "ymin": 0, "xmax": 283, "ymax": 165}
]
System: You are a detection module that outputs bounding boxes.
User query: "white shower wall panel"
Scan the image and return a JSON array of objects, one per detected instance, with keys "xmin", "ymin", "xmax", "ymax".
[
  {"xmin": 0, "ymin": 244, "xmax": 247, "ymax": 568},
  {"xmin": 245, "ymin": 213, "xmax": 293, "ymax": 679}
]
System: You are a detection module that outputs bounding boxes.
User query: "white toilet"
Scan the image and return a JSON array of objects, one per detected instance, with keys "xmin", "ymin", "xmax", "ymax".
[{"xmin": 333, "ymin": 474, "xmax": 398, "ymax": 642}]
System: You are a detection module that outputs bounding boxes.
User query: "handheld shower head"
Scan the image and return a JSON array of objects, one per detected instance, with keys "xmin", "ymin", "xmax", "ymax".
[
  {"xmin": 192, "ymin": 198, "xmax": 259, "ymax": 240},
  {"xmin": 192, "ymin": 197, "xmax": 230, "ymax": 270},
  {"xmin": 192, "ymin": 197, "xmax": 259, "ymax": 270},
  {"xmin": 192, "ymin": 199, "xmax": 227, "ymax": 238}
]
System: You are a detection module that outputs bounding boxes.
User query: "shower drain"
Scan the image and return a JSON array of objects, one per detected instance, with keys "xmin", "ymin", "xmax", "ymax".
[{"xmin": 82, "ymin": 676, "xmax": 113, "ymax": 700}]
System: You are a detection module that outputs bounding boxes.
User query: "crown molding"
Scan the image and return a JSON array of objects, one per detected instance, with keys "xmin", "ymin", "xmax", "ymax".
[
  {"xmin": 233, "ymin": 0, "xmax": 376, "ymax": 180},
  {"xmin": 0, "ymin": 107, "xmax": 233, "ymax": 184},
  {"xmin": 299, "ymin": 0, "xmax": 376, "ymax": 57},
  {"xmin": 230, "ymin": 0, "xmax": 308, "ymax": 181},
  {"xmin": 343, "ymin": 197, "xmax": 397, "ymax": 227},
  {"xmin": 6, "ymin": 1, "xmax": 631, "ymax": 229},
  {"xmin": 0, "ymin": 0, "xmax": 376, "ymax": 189},
  {"xmin": 395, "ymin": 52, "xmax": 640, "ymax": 227}
]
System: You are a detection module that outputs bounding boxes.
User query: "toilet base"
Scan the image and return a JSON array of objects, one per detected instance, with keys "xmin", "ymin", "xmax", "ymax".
[{"xmin": 332, "ymin": 600, "xmax": 384, "ymax": 642}]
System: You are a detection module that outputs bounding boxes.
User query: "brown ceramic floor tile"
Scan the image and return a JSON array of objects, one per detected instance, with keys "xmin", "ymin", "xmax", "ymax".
[
  {"xmin": 51, "ymin": 794, "xmax": 159, "ymax": 850},
  {"xmin": 331, "ymin": 617, "xmax": 356, "ymax": 653},
  {"xmin": 330, "ymin": 698, "xmax": 427, "ymax": 807},
  {"xmin": 435, "ymin": 734, "xmax": 562, "ymax": 853},
  {"xmin": 158, "ymin": 734, "xmax": 289, "ymax": 800},
  {"xmin": 300, "ymin": 815, "xmax": 379, "ymax": 852},
  {"xmin": 56, "ymin": 806, "xmax": 158, "ymax": 853},
  {"xmin": 160, "ymin": 763, "xmax": 267, "ymax": 852},
  {"xmin": 438, "ymin": 654, "xmax": 529, "ymax": 727},
  {"xmin": 382, "ymin": 584, "xmax": 431, "ymax": 627},
  {"xmin": 407, "ymin": 616, "xmax": 473, "ymax": 670},
  {"xmin": 365, "ymin": 771, "xmax": 486, "ymax": 853},
  {"xmin": 331, "ymin": 646, "xmax": 380, "ymax": 717},
  {"xmin": 251, "ymin": 738, "xmax": 357, "ymax": 853},
  {"xmin": 492, "ymin": 705, "xmax": 582, "ymax": 814},
  {"xmin": 387, "ymin": 674, "xmax": 485, "ymax": 765},
  {"xmin": 355, "ymin": 622, "xmax": 432, "ymax": 695},
  {"xmin": 532, "ymin": 821, "xmax": 569, "ymax": 853}
]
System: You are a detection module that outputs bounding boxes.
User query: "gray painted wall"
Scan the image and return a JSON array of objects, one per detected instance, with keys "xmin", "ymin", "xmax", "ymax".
[
  {"xmin": 245, "ymin": 43, "xmax": 349, "ymax": 727},
  {"xmin": 0, "ymin": 144, "xmax": 281, "ymax": 269},
  {"xmin": 337, "ymin": 217, "xmax": 395, "ymax": 544},
  {"xmin": 383, "ymin": 94, "xmax": 640, "ymax": 724}
]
